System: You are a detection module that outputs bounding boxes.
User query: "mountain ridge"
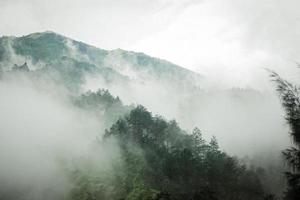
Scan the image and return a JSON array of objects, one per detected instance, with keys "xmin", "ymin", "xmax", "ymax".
[
  {"xmin": 0, "ymin": 31, "xmax": 203, "ymax": 92},
  {"xmin": 0, "ymin": 31, "xmax": 202, "ymax": 77}
]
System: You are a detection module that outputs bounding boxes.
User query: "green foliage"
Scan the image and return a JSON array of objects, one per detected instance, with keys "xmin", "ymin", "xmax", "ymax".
[
  {"xmin": 74, "ymin": 89, "xmax": 131, "ymax": 127},
  {"xmin": 69, "ymin": 172, "xmax": 107, "ymax": 200},
  {"xmin": 75, "ymin": 89, "xmax": 122, "ymax": 110},
  {"xmin": 126, "ymin": 183, "xmax": 159, "ymax": 200},
  {"xmin": 12, "ymin": 32, "xmax": 67, "ymax": 63},
  {"xmin": 86, "ymin": 105, "xmax": 264, "ymax": 200},
  {"xmin": 271, "ymin": 71, "xmax": 300, "ymax": 144},
  {"xmin": 271, "ymin": 71, "xmax": 300, "ymax": 200}
]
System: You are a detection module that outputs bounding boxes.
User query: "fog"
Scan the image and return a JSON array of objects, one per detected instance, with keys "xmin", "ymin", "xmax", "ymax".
[
  {"xmin": 84, "ymin": 64, "xmax": 290, "ymax": 157},
  {"xmin": 2, "ymin": 0, "xmax": 300, "ymax": 90},
  {"xmin": 1, "ymin": 29, "xmax": 291, "ymax": 159},
  {"xmin": 0, "ymin": 39, "xmax": 293, "ymax": 198},
  {"xmin": 1, "ymin": 0, "xmax": 299, "ymax": 198},
  {"xmin": 82, "ymin": 68, "xmax": 290, "ymax": 196},
  {"xmin": 0, "ymin": 65, "xmax": 289, "ymax": 198},
  {"xmin": 0, "ymin": 73, "xmax": 121, "ymax": 200}
]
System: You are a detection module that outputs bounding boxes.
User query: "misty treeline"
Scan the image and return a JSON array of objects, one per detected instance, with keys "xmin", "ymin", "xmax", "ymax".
[
  {"xmin": 0, "ymin": 67, "xmax": 273, "ymax": 200},
  {"xmin": 70, "ymin": 105, "xmax": 267, "ymax": 200},
  {"xmin": 64, "ymin": 71, "xmax": 300, "ymax": 200}
]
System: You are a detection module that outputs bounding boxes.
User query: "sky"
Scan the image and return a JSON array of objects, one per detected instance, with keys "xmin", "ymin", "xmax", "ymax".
[{"xmin": 1, "ymin": 0, "xmax": 300, "ymax": 88}]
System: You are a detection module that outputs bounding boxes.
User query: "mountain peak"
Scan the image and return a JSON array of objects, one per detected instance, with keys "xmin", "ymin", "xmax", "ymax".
[{"xmin": 22, "ymin": 30, "xmax": 63, "ymax": 39}]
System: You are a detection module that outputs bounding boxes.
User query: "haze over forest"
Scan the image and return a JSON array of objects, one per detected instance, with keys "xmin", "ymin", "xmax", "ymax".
[{"xmin": 0, "ymin": 1, "xmax": 300, "ymax": 200}]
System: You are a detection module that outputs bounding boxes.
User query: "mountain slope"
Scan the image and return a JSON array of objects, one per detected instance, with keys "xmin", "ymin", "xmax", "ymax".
[{"xmin": 0, "ymin": 31, "xmax": 203, "ymax": 91}]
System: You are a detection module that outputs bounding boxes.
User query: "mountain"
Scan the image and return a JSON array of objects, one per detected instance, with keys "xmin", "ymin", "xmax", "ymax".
[{"xmin": 0, "ymin": 31, "xmax": 203, "ymax": 92}]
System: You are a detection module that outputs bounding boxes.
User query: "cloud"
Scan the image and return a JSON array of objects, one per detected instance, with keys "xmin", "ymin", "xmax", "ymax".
[
  {"xmin": 130, "ymin": 0, "xmax": 300, "ymax": 88},
  {"xmin": 0, "ymin": 0, "xmax": 295, "ymax": 156},
  {"xmin": 3, "ymin": 0, "xmax": 299, "ymax": 89},
  {"xmin": 0, "ymin": 0, "xmax": 178, "ymax": 49},
  {"xmin": 0, "ymin": 74, "xmax": 111, "ymax": 199}
]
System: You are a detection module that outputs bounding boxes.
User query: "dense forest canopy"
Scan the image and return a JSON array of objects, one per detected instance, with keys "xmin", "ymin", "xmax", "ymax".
[{"xmin": 69, "ymin": 106, "xmax": 266, "ymax": 200}]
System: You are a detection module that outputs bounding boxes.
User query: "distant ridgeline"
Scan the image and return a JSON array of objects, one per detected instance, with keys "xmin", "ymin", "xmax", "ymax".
[
  {"xmin": 0, "ymin": 32, "xmax": 277, "ymax": 200},
  {"xmin": 0, "ymin": 31, "xmax": 203, "ymax": 92}
]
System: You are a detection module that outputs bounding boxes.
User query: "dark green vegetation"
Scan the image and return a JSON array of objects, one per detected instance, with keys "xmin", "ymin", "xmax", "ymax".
[
  {"xmin": 74, "ymin": 89, "xmax": 132, "ymax": 127},
  {"xmin": 271, "ymin": 72, "xmax": 300, "ymax": 200},
  {"xmin": 69, "ymin": 105, "xmax": 266, "ymax": 200}
]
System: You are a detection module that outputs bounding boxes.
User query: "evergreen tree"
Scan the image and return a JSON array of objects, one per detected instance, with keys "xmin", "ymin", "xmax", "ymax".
[{"xmin": 100, "ymin": 105, "xmax": 265, "ymax": 200}]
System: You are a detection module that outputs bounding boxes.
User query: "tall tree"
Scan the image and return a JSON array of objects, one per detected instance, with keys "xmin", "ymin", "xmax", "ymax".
[{"xmin": 271, "ymin": 71, "xmax": 300, "ymax": 199}]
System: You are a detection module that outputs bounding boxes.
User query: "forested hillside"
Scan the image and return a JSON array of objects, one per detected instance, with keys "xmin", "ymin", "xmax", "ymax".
[
  {"xmin": 69, "ymin": 106, "xmax": 265, "ymax": 200},
  {"xmin": 0, "ymin": 31, "xmax": 289, "ymax": 200}
]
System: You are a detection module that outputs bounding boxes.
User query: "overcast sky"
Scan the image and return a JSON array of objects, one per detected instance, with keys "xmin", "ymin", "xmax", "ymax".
[{"xmin": 1, "ymin": 0, "xmax": 300, "ymax": 88}]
